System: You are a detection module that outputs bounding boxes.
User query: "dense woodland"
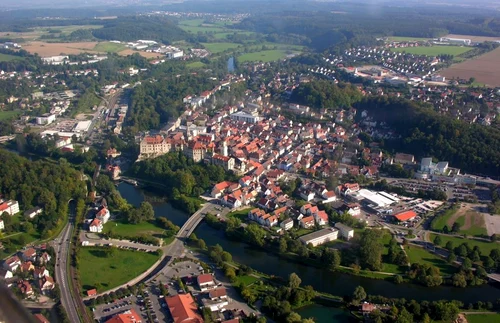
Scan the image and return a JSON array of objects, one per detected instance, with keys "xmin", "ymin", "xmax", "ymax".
[
  {"xmin": 355, "ymin": 97, "xmax": 500, "ymax": 177},
  {"xmin": 290, "ymin": 80, "xmax": 362, "ymax": 111},
  {"xmin": 128, "ymin": 152, "xmax": 233, "ymax": 214},
  {"xmin": 0, "ymin": 149, "xmax": 87, "ymax": 238}
]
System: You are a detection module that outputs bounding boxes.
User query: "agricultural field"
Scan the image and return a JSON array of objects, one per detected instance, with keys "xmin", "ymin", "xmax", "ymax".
[
  {"xmin": 93, "ymin": 42, "xmax": 126, "ymax": 53},
  {"xmin": 116, "ymin": 49, "xmax": 161, "ymax": 59},
  {"xmin": 387, "ymin": 36, "xmax": 431, "ymax": 42},
  {"xmin": 201, "ymin": 42, "xmax": 242, "ymax": 53},
  {"xmin": 441, "ymin": 47, "xmax": 500, "ymax": 87},
  {"xmin": 22, "ymin": 41, "xmax": 99, "ymax": 56},
  {"xmin": 405, "ymin": 245, "xmax": 456, "ymax": 276},
  {"xmin": 390, "ymin": 45, "xmax": 473, "ymax": 57},
  {"xmin": 0, "ymin": 25, "xmax": 102, "ymax": 41},
  {"xmin": 0, "ymin": 53, "xmax": 24, "ymax": 62},
  {"xmin": 238, "ymin": 49, "xmax": 299, "ymax": 62},
  {"xmin": 78, "ymin": 247, "xmax": 159, "ymax": 294}
]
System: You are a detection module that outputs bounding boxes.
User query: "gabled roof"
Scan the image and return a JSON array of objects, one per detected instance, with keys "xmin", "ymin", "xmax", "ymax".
[
  {"xmin": 165, "ymin": 294, "xmax": 203, "ymax": 323},
  {"xmin": 197, "ymin": 274, "xmax": 214, "ymax": 285},
  {"xmin": 105, "ymin": 309, "xmax": 142, "ymax": 323}
]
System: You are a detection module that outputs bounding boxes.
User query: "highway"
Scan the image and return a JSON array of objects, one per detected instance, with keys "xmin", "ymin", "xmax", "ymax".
[{"xmin": 54, "ymin": 206, "xmax": 81, "ymax": 323}]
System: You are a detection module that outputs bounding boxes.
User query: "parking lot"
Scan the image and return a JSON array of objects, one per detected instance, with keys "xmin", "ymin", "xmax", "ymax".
[
  {"xmin": 93, "ymin": 283, "xmax": 170, "ymax": 323},
  {"xmin": 390, "ymin": 179, "xmax": 478, "ymax": 201}
]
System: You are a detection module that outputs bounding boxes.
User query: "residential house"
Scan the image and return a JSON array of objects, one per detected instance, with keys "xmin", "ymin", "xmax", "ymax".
[
  {"xmin": 34, "ymin": 267, "xmax": 50, "ymax": 279},
  {"xmin": 337, "ymin": 203, "xmax": 361, "ymax": 217},
  {"xmin": 20, "ymin": 261, "xmax": 35, "ymax": 273},
  {"xmin": 299, "ymin": 215, "xmax": 315, "ymax": 229},
  {"xmin": 203, "ymin": 288, "xmax": 229, "ymax": 312},
  {"xmin": 264, "ymin": 215, "xmax": 279, "ymax": 227},
  {"xmin": 24, "ymin": 207, "xmax": 43, "ymax": 219},
  {"xmin": 197, "ymin": 274, "xmax": 215, "ymax": 291},
  {"xmin": 89, "ymin": 218, "xmax": 103, "ymax": 233},
  {"xmin": 280, "ymin": 218, "xmax": 294, "ymax": 231},
  {"xmin": 336, "ymin": 183, "xmax": 360, "ymax": 196},
  {"xmin": 313, "ymin": 210, "xmax": 329, "ymax": 226},
  {"xmin": 165, "ymin": 294, "xmax": 203, "ymax": 323},
  {"xmin": 361, "ymin": 302, "xmax": 376, "ymax": 315},
  {"xmin": 3, "ymin": 255, "xmax": 21, "ymax": 272},
  {"xmin": 39, "ymin": 275, "xmax": 55, "ymax": 294},
  {"xmin": 105, "ymin": 309, "xmax": 143, "ymax": 323},
  {"xmin": 18, "ymin": 280, "xmax": 34, "ymax": 297},
  {"xmin": 321, "ymin": 191, "xmax": 337, "ymax": 204},
  {"xmin": 211, "ymin": 181, "xmax": 236, "ymax": 198},
  {"xmin": 394, "ymin": 153, "xmax": 415, "ymax": 165},
  {"xmin": 334, "ymin": 223, "xmax": 354, "ymax": 240},
  {"xmin": 96, "ymin": 207, "xmax": 110, "ymax": 224},
  {"xmin": 87, "ymin": 289, "xmax": 97, "ymax": 297},
  {"xmin": 20, "ymin": 248, "xmax": 37, "ymax": 262},
  {"xmin": 0, "ymin": 268, "xmax": 13, "ymax": 279},
  {"xmin": 221, "ymin": 195, "xmax": 242, "ymax": 209},
  {"xmin": 38, "ymin": 252, "xmax": 51, "ymax": 264},
  {"xmin": 0, "ymin": 200, "xmax": 19, "ymax": 215}
]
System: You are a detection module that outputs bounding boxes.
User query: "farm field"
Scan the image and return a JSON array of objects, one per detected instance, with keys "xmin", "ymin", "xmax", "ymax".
[
  {"xmin": 0, "ymin": 53, "xmax": 24, "ymax": 62},
  {"xmin": 0, "ymin": 25, "xmax": 102, "ymax": 41},
  {"xmin": 201, "ymin": 42, "xmax": 242, "ymax": 53},
  {"xmin": 78, "ymin": 247, "xmax": 159, "ymax": 294},
  {"xmin": 93, "ymin": 42, "xmax": 126, "ymax": 53},
  {"xmin": 0, "ymin": 111, "xmax": 21, "ymax": 121},
  {"xmin": 441, "ymin": 47, "xmax": 500, "ymax": 87},
  {"xmin": 405, "ymin": 245, "xmax": 456, "ymax": 276},
  {"xmin": 238, "ymin": 49, "xmax": 299, "ymax": 62},
  {"xmin": 430, "ymin": 233, "xmax": 500, "ymax": 256},
  {"xmin": 22, "ymin": 41, "xmax": 99, "ymax": 56},
  {"xmin": 186, "ymin": 61, "xmax": 206, "ymax": 69},
  {"xmin": 390, "ymin": 45, "xmax": 472, "ymax": 56},
  {"xmin": 116, "ymin": 49, "xmax": 161, "ymax": 58}
]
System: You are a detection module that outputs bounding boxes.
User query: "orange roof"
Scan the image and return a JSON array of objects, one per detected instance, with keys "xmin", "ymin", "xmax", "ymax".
[
  {"xmin": 394, "ymin": 210, "xmax": 417, "ymax": 221},
  {"xmin": 166, "ymin": 294, "xmax": 204, "ymax": 323},
  {"xmin": 87, "ymin": 289, "xmax": 97, "ymax": 296},
  {"xmin": 105, "ymin": 309, "xmax": 142, "ymax": 323},
  {"xmin": 144, "ymin": 135, "xmax": 164, "ymax": 144}
]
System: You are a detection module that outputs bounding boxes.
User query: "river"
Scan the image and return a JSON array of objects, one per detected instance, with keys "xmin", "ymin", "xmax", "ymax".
[{"xmin": 118, "ymin": 183, "xmax": 500, "ymax": 303}]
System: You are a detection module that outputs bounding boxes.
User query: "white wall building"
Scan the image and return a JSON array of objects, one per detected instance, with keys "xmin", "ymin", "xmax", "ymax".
[
  {"xmin": 36, "ymin": 114, "xmax": 56, "ymax": 125},
  {"xmin": 334, "ymin": 223, "xmax": 354, "ymax": 240},
  {"xmin": 299, "ymin": 228, "xmax": 338, "ymax": 247}
]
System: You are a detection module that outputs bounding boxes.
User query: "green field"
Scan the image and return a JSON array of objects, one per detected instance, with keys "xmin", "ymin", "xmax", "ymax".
[
  {"xmin": 0, "ymin": 53, "xmax": 23, "ymax": 62},
  {"xmin": 93, "ymin": 42, "xmax": 126, "ymax": 53},
  {"xmin": 405, "ymin": 245, "xmax": 456, "ymax": 275},
  {"xmin": 431, "ymin": 207, "xmax": 458, "ymax": 231},
  {"xmin": 238, "ymin": 49, "xmax": 298, "ymax": 62},
  {"xmin": 227, "ymin": 208, "xmax": 252, "ymax": 221},
  {"xmin": 0, "ymin": 110, "xmax": 21, "ymax": 121},
  {"xmin": 466, "ymin": 314, "xmax": 500, "ymax": 323},
  {"xmin": 78, "ymin": 247, "xmax": 159, "ymax": 293},
  {"xmin": 235, "ymin": 275, "xmax": 259, "ymax": 286},
  {"xmin": 202, "ymin": 42, "xmax": 242, "ymax": 53},
  {"xmin": 430, "ymin": 233, "xmax": 500, "ymax": 256},
  {"xmin": 390, "ymin": 45, "xmax": 473, "ymax": 56},
  {"xmin": 186, "ymin": 61, "xmax": 206, "ymax": 69},
  {"xmin": 380, "ymin": 233, "xmax": 406, "ymax": 274},
  {"xmin": 388, "ymin": 36, "xmax": 431, "ymax": 42},
  {"xmin": 103, "ymin": 220, "xmax": 167, "ymax": 239}
]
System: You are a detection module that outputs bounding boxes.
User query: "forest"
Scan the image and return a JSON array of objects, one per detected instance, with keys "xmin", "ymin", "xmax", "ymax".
[
  {"xmin": 355, "ymin": 97, "xmax": 500, "ymax": 176},
  {"xmin": 290, "ymin": 80, "xmax": 362, "ymax": 111},
  {"xmin": 126, "ymin": 74, "xmax": 219, "ymax": 133},
  {"xmin": 0, "ymin": 149, "xmax": 87, "ymax": 238},
  {"xmin": 128, "ymin": 152, "xmax": 232, "ymax": 214}
]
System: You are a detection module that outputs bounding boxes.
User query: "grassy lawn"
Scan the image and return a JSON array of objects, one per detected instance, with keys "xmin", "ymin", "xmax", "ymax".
[
  {"xmin": 103, "ymin": 220, "xmax": 173, "ymax": 243},
  {"xmin": 0, "ymin": 110, "xmax": 21, "ymax": 121},
  {"xmin": 0, "ymin": 53, "xmax": 23, "ymax": 62},
  {"xmin": 466, "ymin": 314, "xmax": 500, "ymax": 323},
  {"xmin": 94, "ymin": 42, "xmax": 126, "ymax": 53},
  {"xmin": 293, "ymin": 228, "xmax": 314, "ymax": 237},
  {"xmin": 227, "ymin": 208, "xmax": 252, "ymax": 221},
  {"xmin": 202, "ymin": 42, "xmax": 242, "ymax": 53},
  {"xmin": 430, "ymin": 233, "xmax": 500, "ymax": 256},
  {"xmin": 390, "ymin": 45, "xmax": 472, "ymax": 56},
  {"xmin": 238, "ymin": 49, "xmax": 298, "ymax": 62},
  {"xmin": 212, "ymin": 31, "xmax": 256, "ymax": 40},
  {"xmin": 431, "ymin": 207, "xmax": 457, "ymax": 231},
  {"xmin": 380, "ymin": 232, "xmax": 406, "ymax": 274},
  {"xmin": 235, "ymin": 275, "xmax": 259, "ymax": 286},
  {"xmin": 405, "ymin": 245, "xmax": 456, "ymax": 276},
  {"xmin": 78, "ymin": 247, "xmax": 159, "ymax": 294},
  {"xmin": 186, "ymin": 61, "xmax": 206, "ymax": 69}
]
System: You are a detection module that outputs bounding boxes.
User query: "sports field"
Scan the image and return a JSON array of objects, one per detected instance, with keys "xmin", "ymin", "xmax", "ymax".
[
  {"xmin": 93, "ymin": 42, "xmax": 126, "ymax": 53},
  {"xmin": 78, "ymin": 247, "xmax": 159, "ymax": 293},
  {"xmin": 390, "ymin": 45, "xmax": 472, "ymax": 56}
]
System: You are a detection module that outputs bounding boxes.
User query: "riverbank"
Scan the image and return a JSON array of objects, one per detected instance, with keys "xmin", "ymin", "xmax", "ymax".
[{"xmin": 118, "ymin": 183, "xmax": 500, "ymax": 303}]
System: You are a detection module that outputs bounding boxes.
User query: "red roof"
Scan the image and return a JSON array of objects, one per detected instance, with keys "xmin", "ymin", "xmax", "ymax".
[
  {"xmin": 33, "ymin": 314, "xmax": 50, "ymax": 323},
  {"xmin": 166, "ymin": 294, "xmax": 204, "ymax": 323},
  {"xmin": 197, "ymin": 274, "xmax": 214, "ymax": 285},
  {"xmin": 394, "ymin": 210, "xmax": 417, "ymax": 221},
  {"xmin": 87, "ymin": 289, "xmax": 97, "ymax": 296},
  {"xmin": 105, "ymin": 309, "xmax": 142, "ymax": 323}
]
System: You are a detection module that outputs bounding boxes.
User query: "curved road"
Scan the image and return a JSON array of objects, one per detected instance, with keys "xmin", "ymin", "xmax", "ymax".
[{"xmin": 54, "ymin": 207, "xmax": 81, "ymax": 323}]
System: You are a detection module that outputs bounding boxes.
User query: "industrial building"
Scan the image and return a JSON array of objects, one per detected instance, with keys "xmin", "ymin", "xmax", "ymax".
[
  {"xmin": 347, "ymin": 189, "xmax": 397, "ymax": 208},
  {"xmin": 36, "ymin": 114, "xmax": 56, "ymax": 125},
  {"xmin": 74, "ymin": 120, "xmax": 92, "ymax": 133}
]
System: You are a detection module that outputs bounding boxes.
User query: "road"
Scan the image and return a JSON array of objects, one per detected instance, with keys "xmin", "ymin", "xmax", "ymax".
[{"xmin": 54, "ymin": 207, "xmax": 81, "ymax": 323}]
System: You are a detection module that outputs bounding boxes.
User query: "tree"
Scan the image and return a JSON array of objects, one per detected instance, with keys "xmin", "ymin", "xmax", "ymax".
[
  {"xmin": 490, "ymin": 249, "xmax": 500, "ymax": 262},
  {"xmin": 452, "ymin": 273, "xmax": 467, "ymax": 287},
  {"xmin": 395, "ymin": 308, "xmax": 414, "ymax": 323},
  {"xmin": 286, "ymin": 312, "xmax": 302, "ymax": 323},
  {"xmin": 433, "ymin": 235, "xmax": 442, "ymax": 246},
  {"xmin": 358, "ymin": 230, "xmax": 384, "ymax": 270},
  {"xmin": 394, "ymin": 275, "xmax": 403, "ymax": 284},
  {"xmin": 288, "ymin": 273, "xmax": 302, "ymax": 290},
  {"xmin": 279, "ymin": 238, "xmax": 288, "ymax": 253},
  {"xmin": 445, "ymin": 241, "xmax": 454, "ymax": 251},
  {"xmin": 352, "ymin": 286, "xmax": 367, "ymax": 305},
  {"xmin": 462, "ymin": 257, "xmax": 472, "ymax": 270},
  {"xmin": 139, "ymin": 201, "xmax": 154, "ymax": 221},
  {"xmin": 447, "ymin": 252, "xmax": 457, "ymax": 264},
  {"xmin": 451, "ymin": 222, "xmax": 461, "ymax": 233},
  {"xmin": 197, "ymin": 239, "xmax": 207, "ymax": 250}
]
